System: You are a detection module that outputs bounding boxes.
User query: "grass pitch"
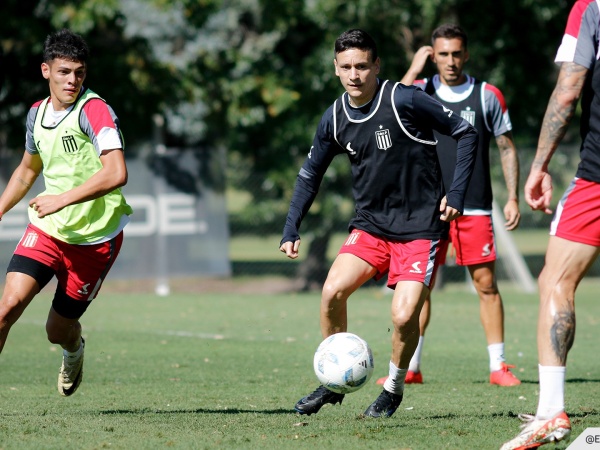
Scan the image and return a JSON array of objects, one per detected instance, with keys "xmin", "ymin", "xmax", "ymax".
[{"xmin": 0, "ymin": 279, "xmax": 598, "ymax": 449}]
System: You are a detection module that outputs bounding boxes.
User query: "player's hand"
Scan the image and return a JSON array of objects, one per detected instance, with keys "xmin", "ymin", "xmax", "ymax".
[
  {"xmin": 409, "ymin": 46, "xmax": 433, "ymax": 74},
  {"xmin": 280, "ymin": 239, "xmax": 301, "ymax": 259},
  {"xmin": 29, "ymin": 194, "xmax": 65, "ymax": 218},
  {"xmin": 503, "ymin": 199, "xmax": 521, "ymax": 231},
  {"xmin": 401, "ymin": 46, "xmax": 433, "ymax": 85},
  {"xmin": 439, "ymin": 196, "xmax": 461, "ymax": 222},
  {"xmin": 524, "ymin": 168, "xmax": 553, "ymax": 214}
]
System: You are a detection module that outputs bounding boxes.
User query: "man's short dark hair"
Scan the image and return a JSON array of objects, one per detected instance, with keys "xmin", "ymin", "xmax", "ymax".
[
  {"xmin": 431, "ymin": 24, "xmax": 468, "ymax": 49},
  {"xmin": 43, "ymin": 29, "xmax": 89, "ymax": 63},
  {"xmin": 334, "ymin": 29, "xmax": 378, "ymax": 62}
]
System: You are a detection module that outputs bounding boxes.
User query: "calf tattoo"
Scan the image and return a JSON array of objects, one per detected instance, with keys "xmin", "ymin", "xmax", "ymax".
[{"xmin": 550, "ymin": 310, "xmax": 575, "ymax": 364}]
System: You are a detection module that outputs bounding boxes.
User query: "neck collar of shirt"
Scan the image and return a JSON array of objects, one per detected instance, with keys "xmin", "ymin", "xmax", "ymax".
[
  {"xmin": 432, "ymin": 74, "xmax": 474, "ymax": 103},
  {"xmin": 42, "ymin": 100, "xmax": 75, "ymax": 127}
]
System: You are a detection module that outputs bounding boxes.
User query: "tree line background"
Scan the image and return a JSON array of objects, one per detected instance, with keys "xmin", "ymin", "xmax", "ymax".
[{"xmin": 0, "ymin": 0, "xmax": 580, "ymax": 288}]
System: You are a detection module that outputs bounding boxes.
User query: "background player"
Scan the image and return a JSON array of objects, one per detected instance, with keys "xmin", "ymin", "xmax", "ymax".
[
  {"xmin": 377, "ymin": 24, "xmax": 521, "ymax": 387},
  {"xmin": 502, "ymin": 1, "xmax": 600, "ymax": 447},
  {"xmin": 280, "ymin": 28, "xmax": 478, "ymax": 418},
  {"xmin": 0, "ymin": 29, "xmax": 132, "ymax": 396}
]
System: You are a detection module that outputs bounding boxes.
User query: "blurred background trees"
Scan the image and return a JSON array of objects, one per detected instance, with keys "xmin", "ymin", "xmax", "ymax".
[{"xmin": 0, "ymin": 0, "xmax": 576, "ymax": 288}]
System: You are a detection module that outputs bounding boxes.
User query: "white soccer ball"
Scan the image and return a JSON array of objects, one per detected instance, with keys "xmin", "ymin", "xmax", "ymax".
[{"xmin": 313, "ymin": 332, "xmax": 374, "ymax": 394}]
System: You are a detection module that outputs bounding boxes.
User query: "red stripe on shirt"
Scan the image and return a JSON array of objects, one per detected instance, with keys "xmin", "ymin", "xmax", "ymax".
[
  {"xmin": 484, "ymin": 83, "xmax": 507, "ymax": 113},
  {"xmin": 81, "ymin": 98, "xmax": 118, "ymax": 137},
  {"xmin": 565, "ymin": 0, "xmax": 595, "ymax": 38}
]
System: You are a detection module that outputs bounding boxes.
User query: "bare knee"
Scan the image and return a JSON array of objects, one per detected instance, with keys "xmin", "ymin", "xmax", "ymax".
[
  {"xmin": 390, "ymin": 282, "xmax": 428, "ymax": 333},
  {"xmin": 475, "ymin": 281, "xmax": 499, "ymax": 299},
  {"xmin": 395, "ymin": 312, "xmax": 418, "ymax": 332},
  {"xmin": 0, "ymin": 294, "xmax": 28, "ymax": 329},
  {"xmin": 321, "ymin": 279, "xmax": 353, "ymax": 305},
  {"xmin": 46, "ymin": 325, "xmax": 66, "ymax": 345},
  {"xmin": 471, "ymin": 269, "xmax": 499, "ymax": 299},
  {"xmin": 46, "ymin": 326, "xmax": 81, "ymax": 347},
  {"xmin": 0, "ymin": 301, "xmax": 14, "ymax": 326},
  {"xmin": 390, "ymin": 300, "xmax": 418, "ymax": 332},
  {"xmin": 538, "ymin": 269, "xmax": 577, "ymax": 304}
]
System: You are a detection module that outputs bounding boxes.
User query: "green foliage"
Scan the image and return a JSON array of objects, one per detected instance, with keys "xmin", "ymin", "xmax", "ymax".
[
  {"xmin": 48, "ymin": 0, "xmax": 122, "ymax": 33},
  {"xmin": 1, "ymin": 0, "xmax": 573, "ymax": 149},
  {"xmin": 0, "ymin": 0, "xmax": 172, "ymax": 148},
  {"xmin": 0, "ymin": 0, "xmax": 580, "ymax": 232},
  {"xmin": 450, "ymin": 0, "xmax": 575, "ymax": 145}
]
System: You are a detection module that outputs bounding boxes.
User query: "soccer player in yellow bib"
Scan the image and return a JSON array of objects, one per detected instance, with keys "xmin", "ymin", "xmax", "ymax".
[{"xmin": 0, "ymin": 29, "xmax": 132, "ymax": 396}]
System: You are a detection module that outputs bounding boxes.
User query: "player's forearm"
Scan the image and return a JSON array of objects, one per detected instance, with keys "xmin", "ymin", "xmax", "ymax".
[
  {"xmin": 58, "ymin": 161, "xmax": 127, "ymax": 208},
  {"xmin": 280, "ymin": 175, "xmax": 318, "ymax": 245},
  {"xmin": 534, "ymin": 62, "xmax": 586, "ymax": 171},
  {"xmin": 400, "ymin": 46, "xmax": 431, "ymax": 85},
  {"xmin": 0, "ymin": 164, "xmax": 39, "ymax": 215},
  {"xmin": 400, "ymin": 70, "xmax": 418, "ymax": 86},
  {"xmin": 446, "ymin": 126, "xmax": 478, "ymax": 211},
  {"xmin": 496, "ymin": 134, "xmax": 520, "ymax": 202}
]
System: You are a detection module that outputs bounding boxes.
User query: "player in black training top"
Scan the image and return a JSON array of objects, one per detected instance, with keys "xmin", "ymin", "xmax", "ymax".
[{"xmin": 280, "ymin": 29, "xmax": 478, "ymax": 418}]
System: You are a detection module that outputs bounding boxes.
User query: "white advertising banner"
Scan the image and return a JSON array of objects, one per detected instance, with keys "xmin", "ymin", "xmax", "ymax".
[{"xmin": 0, "ymin": 152, "xmax": 231, "ymax": 283}]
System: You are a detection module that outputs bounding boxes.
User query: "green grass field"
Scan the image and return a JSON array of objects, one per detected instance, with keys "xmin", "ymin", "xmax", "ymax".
[{"xmin": 1, "ymin": 279, "xmax": 598, "ymax": 449}]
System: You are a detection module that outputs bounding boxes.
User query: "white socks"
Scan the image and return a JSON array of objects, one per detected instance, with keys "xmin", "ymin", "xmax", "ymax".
[
  {"xmin": 383, "ymin": 360, "xmax": 406, "ymax": 395},
  {"xmin": 488, "ymin": 342, "xmax": 505, "ymax": 372},
  {"xmin": 409, "ymin": 340, "xmax": 507, "ymax": 372},
  {"xmin": 63, "ymin": 338, "xmax": 83, "ymax": 362},
  {"xmin": 409, "ymin": 339, "xmax": 506, "ymax": 372},
  {"xmin": 536, "ymin": 365, "xmax": 566, "ymax": 419},
  {"xmin": 408, "ymin": 336, "xmax": 424, "ymax": 372}
]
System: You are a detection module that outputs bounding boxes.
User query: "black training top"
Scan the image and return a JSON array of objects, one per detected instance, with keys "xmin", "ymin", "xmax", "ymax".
[
  {"xmin": 424, "ymin": 77, "xmax": 495, "ymax": 211},
  {"xmin": 281, "ymin": 79, "xmax": 478, "ymax": 245}
]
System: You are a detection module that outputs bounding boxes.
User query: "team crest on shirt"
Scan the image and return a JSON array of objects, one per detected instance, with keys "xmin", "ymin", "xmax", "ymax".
[
  {"xmin": 62, "ymin": 135, "xmax": 79, "ymax": 153},
  {"xmin": 460, "ymin": 107, "xmax": 476, "ymax": 126},
  {"xmin": 375, "ymin": 128, "xmax": 392, "ymax": 150}
]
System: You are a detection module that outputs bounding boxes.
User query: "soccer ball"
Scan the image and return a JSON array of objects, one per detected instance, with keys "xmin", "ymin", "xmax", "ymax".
[{"xmin": 313, "ymin": 332, "xmax": 374, "ymax": 394}]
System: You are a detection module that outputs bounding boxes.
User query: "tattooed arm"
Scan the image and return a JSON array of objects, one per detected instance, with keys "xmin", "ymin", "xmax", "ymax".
[
  {"xmin": 496, "ymin": 130, "xmax": 520, "ymax": 230},
  {"xmin": 524, "ymin": 62, "xmax": 588, "ymax": 214}
]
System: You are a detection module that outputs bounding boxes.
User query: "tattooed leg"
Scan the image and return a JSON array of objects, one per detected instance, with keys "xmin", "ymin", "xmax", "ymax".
[{"xmin": 537, "ymin": 236, "xmax": 599, "ymax": 366}]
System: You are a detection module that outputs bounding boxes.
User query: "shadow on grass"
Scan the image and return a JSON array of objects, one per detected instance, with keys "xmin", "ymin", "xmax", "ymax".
[
  {"xmin": 516, "ymin": 378, "xmax": 600, "ymax": 384},
  {"xmin": 566, "ymin": 378, "xmax": 600, "ymax": 383},
  {"xmin": 472, "ymin": 378, "xmax": 600, "ymax": 385},
  {"xmin": 95, "ymin": 408, "xmax": 411, "ymax": 427},
  {"xmin": 501, "ymin": 410, "xmax": 598, "ymax": 419},
  {"xmin": 98, "ymin": 408, "xmax": 294, "ymax": 415}
]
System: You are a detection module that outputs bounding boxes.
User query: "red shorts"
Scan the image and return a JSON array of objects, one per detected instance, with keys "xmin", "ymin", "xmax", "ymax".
[
  {"xmin": 13, "ymin": 224, "xmax": 123, "ymax": 301},
  {"xmin": 551, "ymin": 178, "xmax": 600, "ymax": 246},
  {"xmin": 439, "ymin": 215, "xmax": 496, "ymax": 266},
  {"xmin": 337, "ymin": 229, "xmax": 443, "ymax": 288}
]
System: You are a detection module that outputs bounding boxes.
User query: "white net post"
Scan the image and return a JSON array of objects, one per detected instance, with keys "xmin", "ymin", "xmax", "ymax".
[
  {"xmin": 492, "ymin": 201, "xmax": 537, "ymax": 293},
  {"xmin": 153, "ymin": 114, "xmax": 170, "ymax": 297}
]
